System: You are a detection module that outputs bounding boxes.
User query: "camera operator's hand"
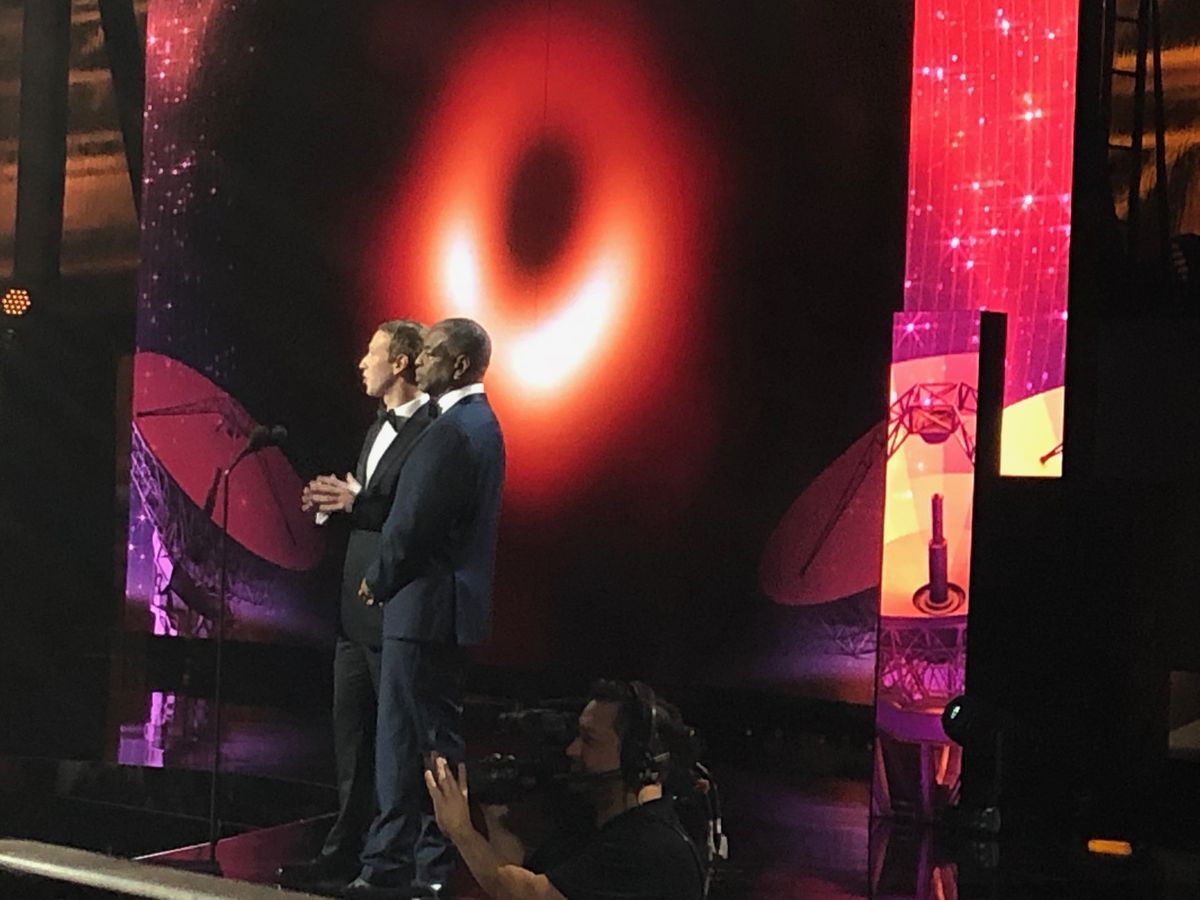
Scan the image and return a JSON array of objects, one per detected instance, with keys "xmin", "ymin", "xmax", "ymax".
[
  {"xmin": 481, "ymin": 803, "xmax": 510, "ymax": 831},
  {"xmin": 425, "ymin": 754, "xmax": 472, "ymax": 841},
  {"xmin": 425, "ymin": 754, "xmax": 565, "ymax": 900},
  {"xmin": 481, "ymin": 804, "xmax": 528, "ymax": 866}
]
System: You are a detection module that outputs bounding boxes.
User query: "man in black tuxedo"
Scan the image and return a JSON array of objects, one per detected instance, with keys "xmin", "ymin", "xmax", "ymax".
[
  {"xmin": 278, "ymin": 320, "xmax": 435, "ymax": 892},
  {"xmin": 345, "ymin": 318, "xmax": 505, "ymax": 899}
]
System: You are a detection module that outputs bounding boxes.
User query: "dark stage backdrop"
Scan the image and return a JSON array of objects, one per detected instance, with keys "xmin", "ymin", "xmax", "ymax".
[{"xmin": 126, "ymin": 0, "xmax": 911, "ymax": 703}]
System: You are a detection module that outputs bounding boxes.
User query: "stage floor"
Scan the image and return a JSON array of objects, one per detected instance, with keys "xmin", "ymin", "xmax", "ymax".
[
  {"xmin": 5, "ymin": 757, "xmax": 1199, "ymax": 900},
  {"xmin": 2, "ymin": 637, "xmax": 1199, "ymax": 899}
]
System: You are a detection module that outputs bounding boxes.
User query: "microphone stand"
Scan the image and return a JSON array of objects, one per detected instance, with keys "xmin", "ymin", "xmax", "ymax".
[
  {"xmin": 203, "ymin": 439, "xmax": 269, "ymax": 873},
  {"xmin": 148, "ymin": 441, "xmax": 258, "ymax": 876},
  {"xmin": 150, "ymin": 426, "xmax": 281, "ymax": 876}
]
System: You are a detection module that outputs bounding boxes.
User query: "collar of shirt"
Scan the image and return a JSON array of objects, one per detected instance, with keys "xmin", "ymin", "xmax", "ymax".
[
  {"xmin": 386, "ymin": 392, "xmax": 430, "ymax": 424},
  {"xmin": 366, "ymin": 395, "xmax": 425, "ymax": 487},
  {"xmin": 436, "ymin": 382, "xmax": 485, "ymax": 414}
]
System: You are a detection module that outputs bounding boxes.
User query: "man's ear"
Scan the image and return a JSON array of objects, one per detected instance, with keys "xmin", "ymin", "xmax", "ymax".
[
  {"xmin": 391, "ymin": 354, "xmax": 409, "ymax": 376},
  {"xmin": 453, "ymin": 354, "xmax": 471, "ymax": 381}
]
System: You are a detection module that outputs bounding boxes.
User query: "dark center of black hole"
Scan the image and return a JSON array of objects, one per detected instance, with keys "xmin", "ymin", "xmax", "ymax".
[{"xmin": 504, "ymin": 137, "xmax": 581, "ymax": 273}]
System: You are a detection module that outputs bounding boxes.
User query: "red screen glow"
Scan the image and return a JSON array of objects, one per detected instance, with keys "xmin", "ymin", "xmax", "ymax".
[{"xmin": 369, "ymin": 3, "xmax": 718, "ymax": 505}]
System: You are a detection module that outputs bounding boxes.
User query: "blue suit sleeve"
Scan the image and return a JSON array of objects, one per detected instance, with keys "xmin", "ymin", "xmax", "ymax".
[{"xmin": 363, "ymin": 423, "xmax": 472, "ymax": 600}]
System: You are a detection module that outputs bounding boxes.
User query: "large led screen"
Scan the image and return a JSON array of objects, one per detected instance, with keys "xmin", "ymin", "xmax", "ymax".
[{"xmin": 126, "ymin": 0, "xmax": 914, "ymax": 700}]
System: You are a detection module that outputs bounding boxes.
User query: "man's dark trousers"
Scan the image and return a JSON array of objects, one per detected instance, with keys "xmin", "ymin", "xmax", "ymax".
[
  {"xmin": 320, "ymin": 638, "xmax": 382, "ymax": 860},
  {"xmin": 359, "ymin": 393, "xmax": 505, "ymax": 888},
  {"xmin": 319, "ymin": 404, "xmax": 434, "ymax": 863},
  {"xmin": 359, "ymin": 638, "xmax": 466, "ymax": 886}
]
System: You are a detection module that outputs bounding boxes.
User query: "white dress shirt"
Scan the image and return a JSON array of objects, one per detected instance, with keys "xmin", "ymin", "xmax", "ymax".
[
  {"xmin": 435, "ymin": 382, "xmax": 485, "ymax": 415},
  {"xmin": 363, "ymin": 393, "xmax": 430, "ymax": 487},
  {"xmin": 315, "ymin": 392, "xmax": 430, "ymax": 525}
]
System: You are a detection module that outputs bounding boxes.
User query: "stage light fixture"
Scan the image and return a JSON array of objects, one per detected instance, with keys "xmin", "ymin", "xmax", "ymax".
[
  {"xmin": 941, "ymin": 694, "xmax": 1006, "ymax": 835},
  {"xmin": 2, "ymin": 287, "xmax": 31, "ymax": 317},
  {"xmin": 942, "ymin": 694, "xmax": 974, "ymax": 744},
  {"xmin": 1086, "ymin": 839, "xmax": 1133, "ymax": 858},
  {"xmin": 941, "ymin": 694, "xmax": 1005, "ymax": 748}
]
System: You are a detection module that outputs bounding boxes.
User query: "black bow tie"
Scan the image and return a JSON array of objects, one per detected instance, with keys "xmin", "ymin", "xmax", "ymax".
[
  {"xmin": 377, "ymin": 408, "xmax": 403, "ymax": 430},
  {"xmin": 427, "ymin": 400, "xmax": 441, "ymax": 419}
]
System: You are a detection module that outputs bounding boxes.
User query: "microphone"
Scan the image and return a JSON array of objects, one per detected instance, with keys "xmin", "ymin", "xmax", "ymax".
[
  {"xmin": 232, "ymin": 424, "xmax": 288, "ymax": 466},
  {"xmin": 198, "ymin": 427, "xmax": 286, "ymax": 526},
  {"xmin": 245, "ymin": 424, "xmax": 288, "ymax": 452},
  {"xmin": 570, "ymin": 767, "xmax": 624, "ymax": 784}
]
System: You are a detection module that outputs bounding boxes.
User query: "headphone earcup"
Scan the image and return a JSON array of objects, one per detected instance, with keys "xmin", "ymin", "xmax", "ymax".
[{"xmin": 626, "ymin": 681, "xmax": 663, "ymax": 788}]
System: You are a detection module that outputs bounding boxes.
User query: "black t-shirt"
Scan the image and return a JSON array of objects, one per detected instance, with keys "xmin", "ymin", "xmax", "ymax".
[{"xmin": 545, "ymin": 798, "xmax": 704, "ymax": 900}]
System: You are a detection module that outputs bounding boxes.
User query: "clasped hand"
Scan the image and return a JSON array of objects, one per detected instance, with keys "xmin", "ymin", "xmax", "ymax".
[{"xmin": 301, "ymin": 472, "xmax": 361, "ymax": 514}]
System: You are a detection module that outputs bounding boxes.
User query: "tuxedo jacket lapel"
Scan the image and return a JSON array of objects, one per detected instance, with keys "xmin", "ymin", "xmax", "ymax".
[
  {"xmin": 363, "ymin": 406, "xmax": 431, "ymax": 493},
  {"xmin": 355, "ymin": 419, "xmax": 383, "ymax": 485}
]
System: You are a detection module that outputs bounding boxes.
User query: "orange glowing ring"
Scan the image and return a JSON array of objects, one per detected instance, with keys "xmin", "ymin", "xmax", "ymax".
[{"xmin": 371, "ymin": 3, "xmax": 714, "ymax": 503}]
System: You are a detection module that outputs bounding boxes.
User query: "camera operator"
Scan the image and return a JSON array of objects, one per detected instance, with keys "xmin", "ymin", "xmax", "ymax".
[{"xmin": 425, "ymin": 681, "xmax": 705, "ymax": 900}]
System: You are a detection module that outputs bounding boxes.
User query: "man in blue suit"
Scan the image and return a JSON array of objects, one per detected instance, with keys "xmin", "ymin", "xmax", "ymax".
[
  {"xmin": 345, "ymin": 318, "xmax": 505, "ymax": 899},
  {"xmin": 278, "ymin": 320, "xmax": 434, "ymax": 894}
]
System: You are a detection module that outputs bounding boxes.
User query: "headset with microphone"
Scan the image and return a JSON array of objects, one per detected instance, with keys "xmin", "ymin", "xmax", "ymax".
[
  {"xmin": 622, "ymin": 681, "xmax": 672, "ymax": 790},
  {"xmin": 621, "ymin": 681, "xmax": 711, "ymax": 894}
]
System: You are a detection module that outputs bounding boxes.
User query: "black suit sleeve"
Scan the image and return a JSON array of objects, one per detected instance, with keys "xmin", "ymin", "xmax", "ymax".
[{"xmin": 348, "ymin": 491, "xmax": 393, "ymax": 531}]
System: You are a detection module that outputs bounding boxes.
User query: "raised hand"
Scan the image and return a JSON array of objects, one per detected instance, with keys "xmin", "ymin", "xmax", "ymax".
[{"xmin": 424, "ymin": 754, "xmax": 472, "ymax": 841}]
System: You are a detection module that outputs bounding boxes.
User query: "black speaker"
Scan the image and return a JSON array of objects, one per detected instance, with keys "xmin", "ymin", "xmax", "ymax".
[{"xmin": 962, "ymin": 475, "xmax": 1171, "ymax": 835}]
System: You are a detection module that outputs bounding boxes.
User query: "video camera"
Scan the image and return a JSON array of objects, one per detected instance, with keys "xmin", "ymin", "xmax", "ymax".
[
  {"xmin": 463, "ymin": 695, "xmax": 729, "ymax": 886},
  {"xmin": 466, "ymin": 703, "xmax": 580, "ymax": 806}
]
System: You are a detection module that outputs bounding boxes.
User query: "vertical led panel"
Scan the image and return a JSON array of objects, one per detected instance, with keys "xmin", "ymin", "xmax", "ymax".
[
  {"xmin": 125, "ymin": 1, "xmax": 328, "ymax": 647},
  {"xmin": 874, "ymin": 310, "xmax": 979, "ymax": 820},
  {"xmin": 874, "ymin": 0, "xmax": 1078, "ymax": 820},
  {"xmin": 904, "ymin": 0, "xmax": 1077, "ymax": 476}
]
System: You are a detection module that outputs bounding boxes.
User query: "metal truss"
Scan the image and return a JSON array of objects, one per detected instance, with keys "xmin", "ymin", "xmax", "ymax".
[
  {"xmin": 876, "ymin": 617, "xmax": 967, "ymax": 711},
  {"xmin": 887, "ymin": 381, "xmax": 978, "ymax": 464},
  {"xmin": 813, "ymin": 597, "xmax": 879, "ymax": 659}
]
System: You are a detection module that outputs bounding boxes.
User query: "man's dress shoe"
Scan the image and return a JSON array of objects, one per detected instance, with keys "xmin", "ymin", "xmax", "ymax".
[
  {"xmin": 275, "ymin": 854, "xmax": 358, "ymax": 893},
  {"xmin": 341, "ymin": 875, "xmax": 422, "ymax": 899}
]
